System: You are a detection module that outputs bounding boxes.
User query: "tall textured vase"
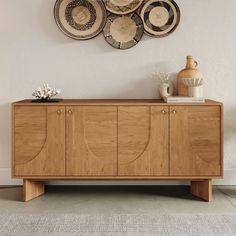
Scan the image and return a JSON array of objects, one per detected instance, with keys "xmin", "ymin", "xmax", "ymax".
[{"xmin": 177, "ymin": 56, "xmax": 203, "ymax": 96}]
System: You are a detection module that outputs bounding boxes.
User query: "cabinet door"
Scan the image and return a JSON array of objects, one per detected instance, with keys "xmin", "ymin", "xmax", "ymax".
[
  {"xmin": 170, "ymin": 106, "xmax": 221, "ymax": 176},
  {"xmin": 14, "ymin": 106, "xmax": 66, "ymax": 176},
  {"xmin": 66, "ymin": 106, "xmax": 117, "ymax": 176},
  {"xmin": 118, "ymin": 106, "xmax": 169, "ymax": 176}
]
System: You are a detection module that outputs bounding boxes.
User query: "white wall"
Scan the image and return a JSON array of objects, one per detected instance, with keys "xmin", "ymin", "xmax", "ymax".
[{"xmin": 1, "ymin": 0, "xmax": 236, "ymax": 185}]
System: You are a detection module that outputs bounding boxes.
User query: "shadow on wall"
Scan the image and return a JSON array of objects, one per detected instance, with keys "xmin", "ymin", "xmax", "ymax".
[
  {"xmin": 38, "ymin": 0, "xmax": 112, "ymax": 52},
  {"xmin": 109, "ymin": 78, "xmax": 159, "ymax": 99},
  {"xmin": 224, "ymin": 108, "xmax": 236, "ymax": 142},
  {"xmin": 0, "ymin": 103, "xmax": 11, "ymax": 167},
  {"xmin": 106, "ymin": 63, "xmax": 158, "ymax": 98},
  {"xmin": 39, "ymin": 0, "xmax": 70, "ymax": 44},
  {"xmin": 223, "ymin": 108, "xmax": 236, "ymax": 168},
  {"xmin": 103, "ymin": 61, "xmax": 179, "ymax": 99},
  {"xmin": 107, "ymin": 74, "xmax": 178, "ymax": 99}
]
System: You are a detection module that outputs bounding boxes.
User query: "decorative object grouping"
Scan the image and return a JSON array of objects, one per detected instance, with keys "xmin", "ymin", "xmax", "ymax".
[{"xmin": 54, "ymin": 0, "xmax": 181, "ymax": 49}]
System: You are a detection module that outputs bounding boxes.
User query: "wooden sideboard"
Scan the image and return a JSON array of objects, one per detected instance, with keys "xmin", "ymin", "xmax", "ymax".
[{"xmin": 12, "ymin": 99, "xmax": 223, "ymax": 201}]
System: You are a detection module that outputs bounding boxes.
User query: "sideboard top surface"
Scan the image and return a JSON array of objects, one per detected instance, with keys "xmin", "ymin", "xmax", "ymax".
[{"xmin": 13, "ymin": 99, "xmax": 222, "ymax": 106}]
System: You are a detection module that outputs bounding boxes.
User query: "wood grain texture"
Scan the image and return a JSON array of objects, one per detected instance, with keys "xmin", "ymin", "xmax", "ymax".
[
  {"xmin": 14, "ymin": 106, "xmax": 46, "ymax": 165},
  {"xmin": 12, "ymin": 100, "xmax": 223, "ymax": 182},
  {"xmin": 14, "ymin": 106, "xmax": 66, "ymax": 176},
  {"xmin": 66, "ymin": 106, "xmax": 117, "ymax": 176},
  {"xmin": 170, "ymin": 106, "xmax": 221, "ymax": 176},
  {"xmin": 118, "ymin": 106, "xmax": 168, "ymax": 176},
  {"xmin": 13, "ymin": 99, "xmax": 222, "ymax": 106},
  {"xmin": 190, "ymin": 179, "xmax": 212, "ymax": 202},
  {"xmin": 16, "ymin": 176, "xmax": 218, "ymax": 180},
  {"xmin": 23, "ymin": 179, "xmax": 45, "ymax": 202}
]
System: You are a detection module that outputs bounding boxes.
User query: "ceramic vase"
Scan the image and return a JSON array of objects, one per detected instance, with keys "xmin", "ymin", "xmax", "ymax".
[
  {"xmin": 177, "ymin": 56, "xmax": 203, "ymax": 96},
  {"xmin": 159, "ymin": 81, "xmax": 174, "ymax": 99}
]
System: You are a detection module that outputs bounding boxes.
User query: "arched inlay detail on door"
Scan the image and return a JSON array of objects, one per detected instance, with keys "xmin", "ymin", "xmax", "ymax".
[
  {"xmin": 14, "ymin": 106, "xmax": 66, "ymax": 176},
  {"xmin": 118, "ymin": 106, "xmax": 151, "ymax": 165},
  {"xmin": 118, "ymin": 106, "xmax": 169, "ymax": 176},
  {"xmin": 66, "ymin": 106, "xmax": 118, "ymax": 176},
  {"xmin": 16, "ymin": 136, "xmax": 48, "ymax": 166},
  {"xmin": 83, "ymin": 107, "xmax": 117, "ymax": 162},
  {"xmin": 14, "ymin": 106, "xmax": 47, "ymax": 165}
]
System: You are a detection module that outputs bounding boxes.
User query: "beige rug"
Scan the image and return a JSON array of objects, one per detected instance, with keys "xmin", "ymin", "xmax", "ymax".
[{"xmin": 0, "ymin": 214, "xmax": 236, "ymax": 235}]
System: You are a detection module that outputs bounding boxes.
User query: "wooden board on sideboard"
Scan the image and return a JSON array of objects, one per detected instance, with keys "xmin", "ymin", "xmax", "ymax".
[{"xmin": 13, "ymin": 99, "xmax": 222, "ymax": 106}]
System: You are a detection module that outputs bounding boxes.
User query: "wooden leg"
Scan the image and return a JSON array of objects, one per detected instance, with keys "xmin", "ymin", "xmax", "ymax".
[
  {"xmin": 23, "ymin": 179, "xmax": 45, "ymax": 202},
  {"xmin": 190, "ymin": 179, "xmax": 212, "ymax": 202}
]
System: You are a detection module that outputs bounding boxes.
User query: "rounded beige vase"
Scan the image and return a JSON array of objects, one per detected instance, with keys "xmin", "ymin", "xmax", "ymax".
[{"xmin": 177, "ymin": 56, "xmax": 203, "ymax": 96}]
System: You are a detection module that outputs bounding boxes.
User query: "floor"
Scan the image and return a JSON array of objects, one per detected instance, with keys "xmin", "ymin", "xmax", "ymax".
[{"xmin": 0, "ymin": 185, "xmax": 236, "ymax": 214}]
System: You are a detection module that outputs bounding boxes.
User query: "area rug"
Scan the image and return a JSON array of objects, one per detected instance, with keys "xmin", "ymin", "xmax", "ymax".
[{"xmin": 0, "ymin": 214, "xmax": 236, "ymax": 236}]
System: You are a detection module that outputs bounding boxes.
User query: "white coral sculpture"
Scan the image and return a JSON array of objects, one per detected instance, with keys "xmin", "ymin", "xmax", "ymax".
[{"xmin": 32, "ymin": 84, "xmax": 61, "ymax": 100}]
